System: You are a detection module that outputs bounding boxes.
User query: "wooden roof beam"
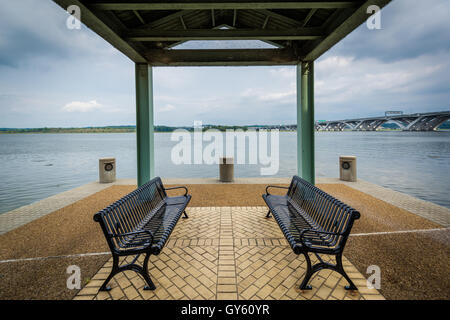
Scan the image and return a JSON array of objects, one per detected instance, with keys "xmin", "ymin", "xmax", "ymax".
[
  {"xmin": 126, "ymin": 28, "xmax": 324, "ymax": 41},
  {"xmin": 145, "ymin": 48, "xmax": 300, "ymax": 66},
  {"xmin": 262, "ymin": 15, "xmax": 270, "ymax": 29},
  {"xmin": 301, "ymin": 9, "xmax": 317, "ymax": 27},
  {"xmin": 137, "ymin": 10, "xmax": 194, "ymax": 29},
  {"xmin": 90, "ymin": 2, "xmax": 360, "ymax": 11},
  {"xmin": 254, "ymin": 9, "xmax": 303, "ymax": 27},
  {"xmin": 179, "ymin": 16, "xmax": 187, "ymax": 29},
  {"xmin": 133, "ymin": 10, "xmax": 146, "ymax": 24}
]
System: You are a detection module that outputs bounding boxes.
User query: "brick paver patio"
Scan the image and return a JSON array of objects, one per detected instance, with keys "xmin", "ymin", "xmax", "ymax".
[{"xmin": 75, "ymin": 207, "xmax": 384, "ymax": 300}]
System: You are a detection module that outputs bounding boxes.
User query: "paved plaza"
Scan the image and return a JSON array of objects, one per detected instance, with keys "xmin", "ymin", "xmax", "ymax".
[
  {"xmin": 74, "ymin": 207, "xmax": 384, "ymax": 300},
  {"xmin": 2, "ymin": 178, "xmax": 448, "ymax": 300}
]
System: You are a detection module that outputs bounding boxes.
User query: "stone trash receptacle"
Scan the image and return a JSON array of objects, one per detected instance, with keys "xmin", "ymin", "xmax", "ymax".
[
  {"xmin": 219, "ymin": 157, "xmax": 234, "ymax": 182},
  {"xmin": 339, "ymin": 155, "xmax": 357, "ymax": 182},
  {"xmin": 99, "ymin": 158, "xmax": 116, "ymax": 183}
]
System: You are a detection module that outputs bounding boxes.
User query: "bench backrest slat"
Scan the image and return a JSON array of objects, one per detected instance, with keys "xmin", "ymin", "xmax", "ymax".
[
  {"xmin": 286, "ymin": 176, "xmax": 360, "ymax": 250},
  {"xmin": 94, "ymin": 177, "xmax": 167, "ymax": 252}
]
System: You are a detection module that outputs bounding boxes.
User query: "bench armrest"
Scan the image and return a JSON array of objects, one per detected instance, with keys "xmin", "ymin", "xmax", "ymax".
[
  {"xmin": 110, "ymin": 230, "xmax": 154, "ymax": 247},
  {"xmin": 265, "ymin": 185, "xmax": 289, "ymax": 195},
  {"xmin": 164, "ymin": 186, "xmax": 188, "ymax": 196},
  {"xmin": 299, "ymin": 229, "xmax": 342, "ymax": 248}
]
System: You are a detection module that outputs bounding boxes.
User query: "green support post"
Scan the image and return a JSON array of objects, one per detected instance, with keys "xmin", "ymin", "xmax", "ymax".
[
  {"xmin": 135, "ymin": 63, "xmax": 155, "ymax": 186},
  {"xmin": 296, "ymin": 61, "xmax": 315, "ymax": 184}
]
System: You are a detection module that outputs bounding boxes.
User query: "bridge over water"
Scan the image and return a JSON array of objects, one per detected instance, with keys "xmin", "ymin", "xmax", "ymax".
[{"xmin": 315, "ymin": 111, "xmax": 450, "ymax": 131}]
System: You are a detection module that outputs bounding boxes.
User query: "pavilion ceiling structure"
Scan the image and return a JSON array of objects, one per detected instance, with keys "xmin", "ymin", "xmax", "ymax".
[{"xmin": 53, "ymin": 0, "xmax": 391, "ymax": 65}]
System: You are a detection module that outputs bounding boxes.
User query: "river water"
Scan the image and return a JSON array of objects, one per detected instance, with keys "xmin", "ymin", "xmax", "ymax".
[{"xmin": 0, "ymin": 131, "xmax": 449, "ymax": 214}]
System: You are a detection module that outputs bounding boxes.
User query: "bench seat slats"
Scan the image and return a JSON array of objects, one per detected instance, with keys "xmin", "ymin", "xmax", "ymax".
[
  {"xmin": 264, "ymin": 194, "xmax": 342, "ymax": 253},
  {"xmin": 112, "ymin": 200, "xmax": 190, "ymax": 254}
]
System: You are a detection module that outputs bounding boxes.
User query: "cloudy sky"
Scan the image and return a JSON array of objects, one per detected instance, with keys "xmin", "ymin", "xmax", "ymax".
[{"xmin": 0, "ymin": 0, "xmax": 449, "ymax": 128}]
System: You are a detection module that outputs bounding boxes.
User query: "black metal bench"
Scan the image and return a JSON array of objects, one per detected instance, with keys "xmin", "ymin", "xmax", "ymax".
[
  {"xmin": 93, "ymin": 177, "xmax": 191, "ymax": 291},
  {"xmin": 263, "ymin": 176, "xmax": 360, "ymax": 290}
]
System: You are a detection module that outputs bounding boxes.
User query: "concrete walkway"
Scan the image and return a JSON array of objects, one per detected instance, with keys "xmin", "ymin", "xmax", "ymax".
[
  {"xmin": 0, "ymin": 178, "xmax": 286, "ymax": 234},
  {"xmin": 318, "ymin": 178, "xmax": 450, "ymax": 227},
  {"xmin": 1, "ymin": 177, "xmax": 448, "ymax": 235}
]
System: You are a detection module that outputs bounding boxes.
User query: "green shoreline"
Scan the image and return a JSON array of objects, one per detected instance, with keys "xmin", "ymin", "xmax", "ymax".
[
  {"xmin": 1, "ymin": 126, "xmax": 449, "ymax": 134},
  {"xmin": 0, "ymin": 125, "xmax": 284, "ymax": 134}
]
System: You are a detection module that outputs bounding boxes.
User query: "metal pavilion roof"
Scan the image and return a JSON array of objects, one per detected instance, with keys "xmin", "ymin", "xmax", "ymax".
[{"xmin": 52, "ymin": 0, "xmax": 391, "ymax": 65}]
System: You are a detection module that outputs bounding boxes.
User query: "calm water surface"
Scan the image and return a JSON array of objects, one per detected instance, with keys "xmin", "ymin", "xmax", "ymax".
[{"xmin": 0, "ymin": 131, "xmax": 449, "ymax": 214}]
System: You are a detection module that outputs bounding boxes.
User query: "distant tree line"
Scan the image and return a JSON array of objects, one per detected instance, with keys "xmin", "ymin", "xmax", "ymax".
[
  {"xmin": 1, "ymin": 121, "xmax": 447, "ymax": 134},
  {"xmin": 0, "ymin": 125, "xmax": 266, "ymax": 134},
  {"xmin": 0, "ymin": 126, "xmax": 136, "ymax": 134}
]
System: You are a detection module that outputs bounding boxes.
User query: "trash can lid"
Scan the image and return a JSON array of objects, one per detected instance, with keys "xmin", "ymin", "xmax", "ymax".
[
  {"xmin": 219, "ymin": 157, "xmax": 234, "ymax": 164},
  {"xmin": 339, "ymin": 155, "xmax": 356, "ymax": 160}
]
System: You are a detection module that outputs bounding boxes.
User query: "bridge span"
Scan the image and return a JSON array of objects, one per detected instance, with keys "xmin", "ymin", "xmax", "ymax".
[{"xmin": 315, "ymin": 111, "xmax": 450, "ymax": 131}]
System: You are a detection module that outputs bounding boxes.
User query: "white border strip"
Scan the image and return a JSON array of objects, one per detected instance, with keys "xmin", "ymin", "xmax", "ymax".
[
  {"xmin": 1, "ymin": 228, "xmax": 448, "ymax": 264},
  {"xmin": 0, "ymin": 252, "xmax": 111, "ymax": 264},
  {"xmin": 350, "ymin": 228, "xmax": 448, "ymax": 237}
]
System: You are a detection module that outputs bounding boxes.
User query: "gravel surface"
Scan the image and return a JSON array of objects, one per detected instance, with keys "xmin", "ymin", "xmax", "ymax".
[{"xmin": 319, "ymin": 184, "xmax": 449, "ymax": 300}]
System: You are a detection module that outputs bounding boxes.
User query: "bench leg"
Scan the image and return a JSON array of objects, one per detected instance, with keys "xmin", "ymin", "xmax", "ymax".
[
  {"xmin": 299, "ymin": 252, "xmax": 358, "ymax": 291},
  {"xmin": 299, "ymin": 253, "xmax": 313, "ymax": 290},
  {"xmin": 98, "ymin": 253, "xmax": 156, "ymax": 292},
  {"xmin": 142, "ymin": 252, "xmax": 156, "ymax": 290},
  {"xmin": 182, "ymin": 210, "xmax": 189, "ymax": 219},
  {"xmin": 99, "ymin": 255, "xmax": 119, "ymax": 291},
  {"xmin": 266, "ymin": 210, "xmax": 272, "ymax": 218},
  {"xmin": 336, "ymin": 254, "xmax": 357, "ymax": 290}
]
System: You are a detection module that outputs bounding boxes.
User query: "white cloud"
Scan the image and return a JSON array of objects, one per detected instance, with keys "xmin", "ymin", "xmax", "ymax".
[
  {"xmin": 240, "ymin": 81, "xmax": 296, "ymax": 104},
  {"xmin": 62, "ymin": 100, "xmax": 103, "ymax": 112},
  {"xmin": 259, "ymin": 90, "xmax": 295, "ymax": 102},
  {"xmin": 158, "ymin": 104, "xmax": 175, "ymax": 112},
  {"xmin": 316, "ymin": 56, "xmax": 354, "ymax": 75},
  {"xmin": 314, "ymin": 51, "xmax": 450, "ymax": 118},
  {"xmin": 268, "ymin": 67, "xmax": 295, "ymax": 79}
]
